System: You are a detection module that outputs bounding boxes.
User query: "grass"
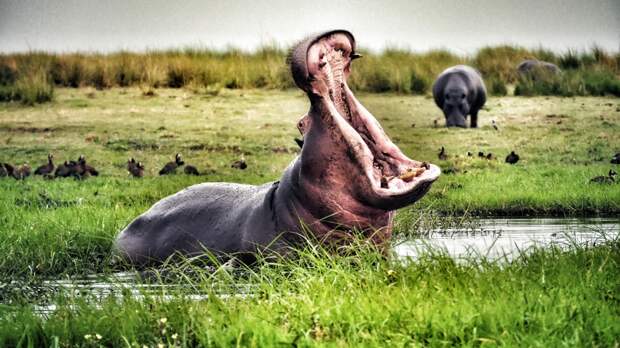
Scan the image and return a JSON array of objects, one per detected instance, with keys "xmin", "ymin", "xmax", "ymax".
[
  {"xmin": 0, "ymin": 240, "xmax": 618, "ymax": 346},
  {"xmin": 0, "ymin": 88, "xmax": 618, "ymax": 279},
  {"xmin": 1, "ymin": 45, "xmax": 618, "ymax": 103},
  {"xmin": 0, "ymin": 88, "xmax": 618, "ymax": 345}
]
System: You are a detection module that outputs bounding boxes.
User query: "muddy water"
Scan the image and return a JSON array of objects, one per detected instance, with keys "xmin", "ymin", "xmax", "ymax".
[{"xmin": 395, "ymin": 218, "xmax": 619, "ymax": 262}]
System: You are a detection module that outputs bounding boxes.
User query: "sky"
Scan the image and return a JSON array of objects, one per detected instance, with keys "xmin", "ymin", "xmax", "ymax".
[{"xmin": 0, "ymin": 0, "xmax": 618, "ymax": 54}]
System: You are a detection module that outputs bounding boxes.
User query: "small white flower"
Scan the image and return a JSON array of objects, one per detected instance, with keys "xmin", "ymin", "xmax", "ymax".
[
  {"xmin": 171, "ymin": 333, "xmax": 178, "ymax": 340},
  {"xmin": 159, "ymin": 317, "xmax": 168, "ymax": 324},
  {"xmin": 84, "ymin": 334, "xmax": 92, "ymax": 340},
  {"xmin": 95, "ymin": 333, "xmax": 102, "ymax": 340}
]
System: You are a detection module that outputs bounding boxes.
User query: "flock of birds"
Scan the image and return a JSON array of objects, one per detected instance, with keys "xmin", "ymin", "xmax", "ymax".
[
  {"xmin": 437, "ymin": 146, "xmax": 520, "ymax": 164},
  {"xmin": 2, "ymin": 139, "xmax": 618, "ymax": 183},
  {"xmin": 436, "ymin": 147, "xmax": 619, "ymax": 184},
  {"xmin": 0, "ymin": 153, "xmax": 248, "ymax": 180}
]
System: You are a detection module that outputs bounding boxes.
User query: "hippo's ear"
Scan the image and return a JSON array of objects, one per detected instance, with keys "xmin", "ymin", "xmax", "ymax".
[{"xmin": 288, "ymin": 30, "xmax": 356, "ymax": 93}]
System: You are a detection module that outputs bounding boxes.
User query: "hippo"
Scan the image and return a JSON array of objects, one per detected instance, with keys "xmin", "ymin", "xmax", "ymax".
[
  {"xmin": 517, "ymin": 59, "xmax": 561, "ymax": 80},
  {"xmin": 114, "ymin": 30, "xmax": 441, "ymax": 267},
  {"xmin": 432, "ymin": 65, "xmax": 486, "ymax": 128}
]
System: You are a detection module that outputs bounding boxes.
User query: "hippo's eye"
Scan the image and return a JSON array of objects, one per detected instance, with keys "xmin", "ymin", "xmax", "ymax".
[{"xmin": 461, "ymin": 94, "xmax": 466, "ymax": 99}]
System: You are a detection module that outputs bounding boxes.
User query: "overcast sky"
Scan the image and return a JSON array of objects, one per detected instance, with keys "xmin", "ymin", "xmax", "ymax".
[{"xmin": 1, "ymin": 0, "xmax": 618, "ymax": 54}]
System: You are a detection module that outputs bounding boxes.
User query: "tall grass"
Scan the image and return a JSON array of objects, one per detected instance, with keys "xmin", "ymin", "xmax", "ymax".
[
  {"xmin": 0, "ymin": 239, "xmax": 618, "ymax": 346},
  {"xmin": 1, "ymin": 45, "xmax": 618, "ymax": 99}
]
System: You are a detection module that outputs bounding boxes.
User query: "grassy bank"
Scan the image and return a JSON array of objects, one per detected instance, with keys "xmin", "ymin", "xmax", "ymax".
[
  {"xmin": 0, "ymin": 240, "xmax": 619, "ymax": 347},
  {"xmin": 0, "ymin": 88, "xmax": 618, "ymax": 279},
  {"xmin": 0, "ymin": 88, "xmax": 618, "ymax": 346},
  {"xmin": 1, "ymin": 45, "xmax": 618, "ymax": 104}
]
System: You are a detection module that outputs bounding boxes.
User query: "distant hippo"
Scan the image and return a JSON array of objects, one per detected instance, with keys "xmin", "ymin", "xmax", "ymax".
[
  {"xmin": 432, "ymin": 65, "xmax": 486, "ymax": 128},
  {"xmin": 517, "ymin": 59, "xmax": 561, "ymax": 79}
]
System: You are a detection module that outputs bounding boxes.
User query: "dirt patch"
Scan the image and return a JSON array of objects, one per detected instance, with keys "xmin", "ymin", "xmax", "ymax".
[
  {"xmin": 0, "ymin": 126, "xmax": 56, "ymax": 133},
  {"xmin": 105, "ymin": 139, "xmax": 161, "ymax": 152}
]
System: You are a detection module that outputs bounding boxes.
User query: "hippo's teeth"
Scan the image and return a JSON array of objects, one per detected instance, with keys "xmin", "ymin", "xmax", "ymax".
[{"xmin": 398, "ymin": 168, "xmax": 426, "ymax": 182}]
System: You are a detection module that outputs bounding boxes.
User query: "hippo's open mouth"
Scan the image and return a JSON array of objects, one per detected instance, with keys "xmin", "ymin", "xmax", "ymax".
[{"xmin": 292, "ymin": 31, "xmax": 440, "ymax": 209}]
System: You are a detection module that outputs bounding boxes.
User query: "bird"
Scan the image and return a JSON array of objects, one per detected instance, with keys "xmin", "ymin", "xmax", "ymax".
[
  {"xmin": 127, "ymin": 158, "xmax": 144, "ymax": 178},
  {"xmin": 486, "ymin": 153, "xmax": 495, "ymax": 160},
  {"xmin": 13, "ymin": 164, "xmax": 31, "ymax": 180},
  {"xmin": 0, "ymin": 163, "xmax": 14, "ymax": 177},
  {"xmin": 184, "ymin": 165, "xmax": 200, "ymax": 175},
  {"xmin": 478, "ymin": 151, "xmax": 485, "ymax": 158},
  {"xmin": 505, "ymin": 151, "xmax": 520, "ymax": 164},
  {"xmin": 159, "ymin": 153, "xmax": 184, "ymax": 175},
  {"xmin": 438, "ymin": 146, "xmax": 448, "ymax": 160},
  {"xmin": 492, "ymin": 119, "xmax": 499, "ymax": 131},
  {"xmin": 433, "ymin": 119, "xmax": 439, "ymax": 128},
  {"xmin": 611, "ymin": 153, "xmax": 620, "ymax": 164},
  {"xmin": 294, "ymin": 137, "xmax": 304, "ymax": 149},
  {"xmin": 467, "ymin": 151, "xmax": 473, "ymax": 157},
  {"xmin": 55, "ymin": 160, "xmax": 78, "ymax": 178},
  {"xmin": 590, "ymin": 169, "xmax": 617, "ymax": 184},
  {"xmin": 34, "ymin": 153, "xmax": 55, "ymax": 176},
  {"xmin": 231, "ymin": 159, "xmax": 247, "ymax": 170},
  {"xmin": 77, "ymin": 155, "xmax": 99, "ymax": 177}
]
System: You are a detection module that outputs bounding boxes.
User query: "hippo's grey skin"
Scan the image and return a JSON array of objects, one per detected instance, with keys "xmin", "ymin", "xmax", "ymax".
[
  {"xmin": 114, "ymin": 30, "xmax": 440, "ymax": 267},
  {"xmin": 517, "ymin": 59, "xmax": 561, "ymax": 79},
  {"xmin": 432, "ymin": 65, "xmax": 486, "ymax": 128}
]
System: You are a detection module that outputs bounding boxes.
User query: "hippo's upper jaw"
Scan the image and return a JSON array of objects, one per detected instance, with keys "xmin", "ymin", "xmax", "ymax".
[{"xmin": 290, "ymin": 31, "xmax": 440, "ymax": 212}]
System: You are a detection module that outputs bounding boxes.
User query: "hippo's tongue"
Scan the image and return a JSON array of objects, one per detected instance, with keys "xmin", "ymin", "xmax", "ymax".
[{"xmin": 292, "ymin": 30, "xmax": 440, "ymax": 209}]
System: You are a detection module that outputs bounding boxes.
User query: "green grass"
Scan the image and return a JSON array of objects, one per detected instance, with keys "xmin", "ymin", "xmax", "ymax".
[
  {"xmin": 0, "ymin": 88, "xmax": 618, "ymax": 345},
  {"xmin": 0, "ymin": 88, "xmax": 618, "ymax": 278},
  {"xmin": 1, "ymin": 45, "xmax": 618, "ymax": 100},
  {"xmin": 0, "ymin": 240, "xmax": 618, "ymax": 347}
]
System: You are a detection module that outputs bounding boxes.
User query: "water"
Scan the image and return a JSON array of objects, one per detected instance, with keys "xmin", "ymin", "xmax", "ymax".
[
  {"xmin": 395, "ymin": 218, "xmax": 619, "ymax": 262},
  {"xmin": 3, "ymin": 218, "xmax": 617, "ymax": 316}
]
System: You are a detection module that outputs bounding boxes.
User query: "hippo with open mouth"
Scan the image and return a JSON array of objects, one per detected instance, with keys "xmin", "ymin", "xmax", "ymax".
[{"xmin": 114, "ymin": 30, "xmax": 440, "ymax": 266}]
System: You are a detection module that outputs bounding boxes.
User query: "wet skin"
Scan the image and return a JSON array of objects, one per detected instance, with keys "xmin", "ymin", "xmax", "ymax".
[{"xmin": 114, "ymin": 30, "xmax": 440, "ymax": 267}]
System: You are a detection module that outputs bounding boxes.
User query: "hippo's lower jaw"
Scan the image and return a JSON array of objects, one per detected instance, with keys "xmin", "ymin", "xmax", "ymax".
[{"xmin": 294, "ymin": 31, "xmax": 440, "ymax": 212}]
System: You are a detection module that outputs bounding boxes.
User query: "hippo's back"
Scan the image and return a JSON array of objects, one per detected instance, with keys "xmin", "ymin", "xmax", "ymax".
[{"xmin": 115, "ymin": 182, "xmax": 274, "ymax": 266}]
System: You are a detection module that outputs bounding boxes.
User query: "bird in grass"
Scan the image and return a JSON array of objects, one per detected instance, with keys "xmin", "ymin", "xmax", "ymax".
[
  {"xmin": 492, "ymin": 119, "xmax": 499, "ymax": 131},
  {"xmin": 77, "ymin": 155, "xmax": 99, "ymax": 177},
  {"xmin": 505, "ymin": 151, "xmax": 520, "ymax": 164},
  {"xmin": 438, "ymin": 146, "xmax": 448, "ymax": 161},
  {"xmin": 467, "ymin": 151, "xmax": 473, "ymax": 157},
  {"xmin": 590, "ymin": 169, "xmax": 616, "ymax": 184},
  {"xmin": 478, "ymin": 151, "xmax": 485, "ymax": 158},
  {"xmin": 486, "ymin": 153, "xmax": 495, "ymax": 160},
  {"xmin": 0, "ymin": 163, "xmax": 14, "ymax": 177},
  {"xmin": 159, "ymin": 153, "xmax": 184, "ymax": 175},
  {"xmin": 34, "ymin": 153, "xmax": 55, "ymax": 176},
  {"xmin": 231, "ymin": 158, "xmax": 247, "ymax": 170},
  {"xmin": 55, "ymin": 160, "xmax": 80, "ymax": 178},
  {"xmin": 184, "ymin": 165, "xmax": 200, "ymax": 175},
  {"xmin": 611, "ymin": 153, "xmax": 620, "ymax": 164},
  {"xmin": 127, "ymin": 158, "xmax": 144, "ymax": 178},
  {"xmin": 13, "ymin": 163, "xmax": 31, "ymax": 180}
]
